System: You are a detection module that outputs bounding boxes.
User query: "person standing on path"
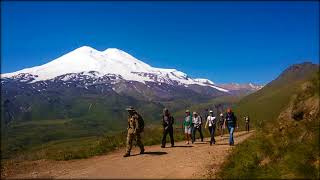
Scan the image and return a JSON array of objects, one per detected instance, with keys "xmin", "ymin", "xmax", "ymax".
[
  {"xmin": 205, "ymin": 110, "xmax": 217, "ymax": 145},
  {"xmin": 245, "ymin": 115, "xmax": 250, "ymax": 132},
  {"xmin": 223, "ymin": 108, "xmax": 238, "ymax": 146},
  {"xmin": 161, "ymin": 108, "xmax": 175, "ymax": 148},
  {"xmin": 123, "ymin": 106, "xmax": 145, "ymax": 157},
  {"xmin": 192, "ymin": 112, "xmax": 204, "ymax": 143},
  {"xmin": 183, "ymin": 110, "xmax": 193, "ymax": 144}
]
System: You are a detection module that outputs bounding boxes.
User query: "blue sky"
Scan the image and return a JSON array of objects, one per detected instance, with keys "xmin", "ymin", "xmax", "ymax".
[{"xmin": 1, "ymin": 2, "xmax": 319, "ymax": 84}]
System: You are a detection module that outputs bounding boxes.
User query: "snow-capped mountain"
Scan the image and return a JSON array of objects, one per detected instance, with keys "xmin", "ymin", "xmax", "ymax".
[
  {"xmin": 217, "ymin": 83, "xmax": 264, "ymax": 94},
  {"xmin": 1, "ymin": 46, "xmax": 264, "ymax": 126},
  {"xmin": 1, "ymin": 46, "xmax": 228, "ymax": 92}
]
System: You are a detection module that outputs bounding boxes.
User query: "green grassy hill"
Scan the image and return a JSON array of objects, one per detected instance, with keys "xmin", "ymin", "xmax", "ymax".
[
  {"xmin": 218, "ymin": 62, "xmax": 319, "ymax": 179},
  {"xmin": 233, "ymin": 62, "xmax": 319, "ymax": 128}
]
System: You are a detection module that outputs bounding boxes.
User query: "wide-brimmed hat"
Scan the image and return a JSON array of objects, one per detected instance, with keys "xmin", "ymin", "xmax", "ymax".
[
  {"xmin": 185, "ymin": 110, "xmax": 190, "ymax": 113},
  {"xmin": 193, "ymin": 112, "xmax": 197, "ymax": 115},
  {"xmin": 125, "ymin": 106, "xmax": 135, "ymax": 111},
  {"xmin": 209, "ymin": 110, "xmax": 213, "ymax": 113}
]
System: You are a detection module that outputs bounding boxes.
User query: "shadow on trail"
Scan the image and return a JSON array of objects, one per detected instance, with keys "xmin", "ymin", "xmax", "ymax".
[
  {"xmin": 144, "ymin": 151, "xmax": 168, "ymax": 155},
  {"xmin": 130, "ymin": 151, "xmax": 168, "ymax": 156},
  {"xmin": 170, "ymin": 145, "xmax": 193, "ymax": 148}
]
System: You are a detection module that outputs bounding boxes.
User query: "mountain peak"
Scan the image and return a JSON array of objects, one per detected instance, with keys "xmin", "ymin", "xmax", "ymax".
[
  {"xmin": 103, "ymin": 48, "xmax": 123, "ymax": 53},
  {"xmin": 74, "ymin": 46, "xmax": 98, "ymax": 53},
  {"xmin": 102, "ymin": 48, "xmax": 141, "ymax": 63}
]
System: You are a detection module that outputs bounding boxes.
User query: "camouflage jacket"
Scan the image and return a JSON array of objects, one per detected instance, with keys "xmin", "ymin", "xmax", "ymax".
[{"xmin": 127, "ymin": 113, "xmax": 142, "ymax": 134}]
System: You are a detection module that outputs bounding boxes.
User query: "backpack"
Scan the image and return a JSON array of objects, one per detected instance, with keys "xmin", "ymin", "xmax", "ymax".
[
  {"xmin": 137, "ymin": 113, "xmax": 144, "ymax": 132},
  {"xmin": 162, "ymin": 115, "xmax": 174, "ymax": 127}
]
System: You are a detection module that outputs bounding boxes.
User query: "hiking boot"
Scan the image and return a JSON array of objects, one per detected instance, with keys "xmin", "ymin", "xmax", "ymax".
[
  {"xmin": 171, "ymin": 144, "xmax": 174, "ymax": 147},
  {"xmin": 161, "ymin": 145, "xmax": 165, "ymax": 148},
  {"xmin": 123, "ymin": 153, "xmax": 130, "ymax": 157}
]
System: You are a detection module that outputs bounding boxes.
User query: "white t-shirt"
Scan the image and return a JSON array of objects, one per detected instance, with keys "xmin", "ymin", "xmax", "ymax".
[
  {"xmin": 193, "ymin": 116, "xmax": 202, "ymax": 126},
  {"xmin": 206, "ymin": 116, "xmax": 216, "ymax": 127}
]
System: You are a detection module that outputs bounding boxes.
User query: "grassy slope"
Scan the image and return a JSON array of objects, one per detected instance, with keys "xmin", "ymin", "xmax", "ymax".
[
  {"xmin": 218, "ymin": 64, "xmax": 319, "ymax": 179},
  {"xmin": 233, "ymin": 62, "xmax": 319, "ymax": 128}
]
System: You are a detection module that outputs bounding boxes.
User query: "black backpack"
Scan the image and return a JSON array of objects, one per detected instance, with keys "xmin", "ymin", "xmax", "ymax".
[{"xmin": 137, "ymin": 114, "xmax": 144, "ymax": 132}]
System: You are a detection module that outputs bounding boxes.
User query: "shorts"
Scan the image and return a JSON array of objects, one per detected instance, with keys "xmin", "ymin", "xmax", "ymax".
[{"xmin": 184, "ymin": 126, "xmax": 192, "ymax": 134}]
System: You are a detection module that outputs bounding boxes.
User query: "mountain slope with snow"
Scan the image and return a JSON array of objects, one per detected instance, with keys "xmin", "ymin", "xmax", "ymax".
[
  {"xmin": 217, "ymin": 83, "xmax": 264, "ymax": 91},
  {"xmin": 1, "ymin": 46, "xmax": 228, "ymax": 92}
]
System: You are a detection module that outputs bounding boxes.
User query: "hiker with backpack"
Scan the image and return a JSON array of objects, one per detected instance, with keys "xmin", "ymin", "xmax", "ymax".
[
  {"xmin": 123, "ymin": 106, "xmax": 145, "ymax": 157},
  {"xmin": 192, "ymin": 112, "xmax": 204, "ymax": 143},
  {"xmin": 161, "ymin": 108, "xmax": 175, "ymax": 148},
  {"xmin": 183, "ymin": 110, "xmax": 193, "ymax": 144},
  {"xmin": 205, "ymin": 110, "xmax": 217, "ymax": 145},
  {"xmin": 223, "ymin": 108, "xmax": 238, "ymax": 146}
]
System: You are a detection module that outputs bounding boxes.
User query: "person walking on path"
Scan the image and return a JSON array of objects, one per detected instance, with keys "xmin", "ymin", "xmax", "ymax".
[
  {"xmin": 123, "ymin": 106, "xmax": 145, "ymax": 157},
  {"xmin": 205, "ymin": 110, "xmax": 217, "ymax": 145},
  {"xmin": 245, "ymin": 115, "xmax": 250, "ymax": 132},
  {"xmin": 183, "ymin": 110, "xmax": 193, "ymax": 144},
  {"xmin": 192, "ymin": 112, "xmax": 204, "ymax": 143},
  {"xmin": 223, "ymin": 108, "xmax": 238, "ymax": 146},
  {"xmin": 161, "ymin": 108, "xmax": 175, "ymax": 148}
]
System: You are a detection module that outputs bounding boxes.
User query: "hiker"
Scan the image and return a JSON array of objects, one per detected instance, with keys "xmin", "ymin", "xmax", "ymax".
[
  {"xmin": 183, "ymin": 110, "xmax": 193, "ymax": 144},
  {"xmin": 223, "ymin": 108, "xmax": 238, "ymax": 146},
  {"xmin": 123, "ymin": 106, "xmax": 145, "ymax": 157},
  {"xmin": 205, "ymin": 110, "xmax": 217, "ymax": 145},
  {"xmin": 245, "ymin": 115, "xmax": 250, "ymax": 132},
  {"xmin": 219, "ymin": 113, "xmax": 224, "ymax": 137},
  {"xmin": 161, "ymin": 108, "xmax": 175, "ymax": 148},
  {"xmin": 192, "ymin": 112, "xmax": 204, "ymax": 143}
]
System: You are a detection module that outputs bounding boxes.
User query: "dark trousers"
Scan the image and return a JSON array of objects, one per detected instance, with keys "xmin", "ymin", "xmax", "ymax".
[
  {"xmin": 208, "ymin": 125, "xmax": 216, "ymax": 145},
  {"xmin": 246, "ymin": 123, "xmax": 249, "ymax": 132},
  {"xmin": 162, "ymin": 126, "xmax": 174, "ymax": 147},
  {"xmin": 192, "ymin": 126, "xmax": 204, "ymax": 143}
]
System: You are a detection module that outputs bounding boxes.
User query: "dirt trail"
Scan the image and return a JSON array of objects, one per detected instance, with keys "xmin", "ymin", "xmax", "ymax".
[{"xmin": 5, "ymin": 131, "xmax": 253, "ymax": 179}]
